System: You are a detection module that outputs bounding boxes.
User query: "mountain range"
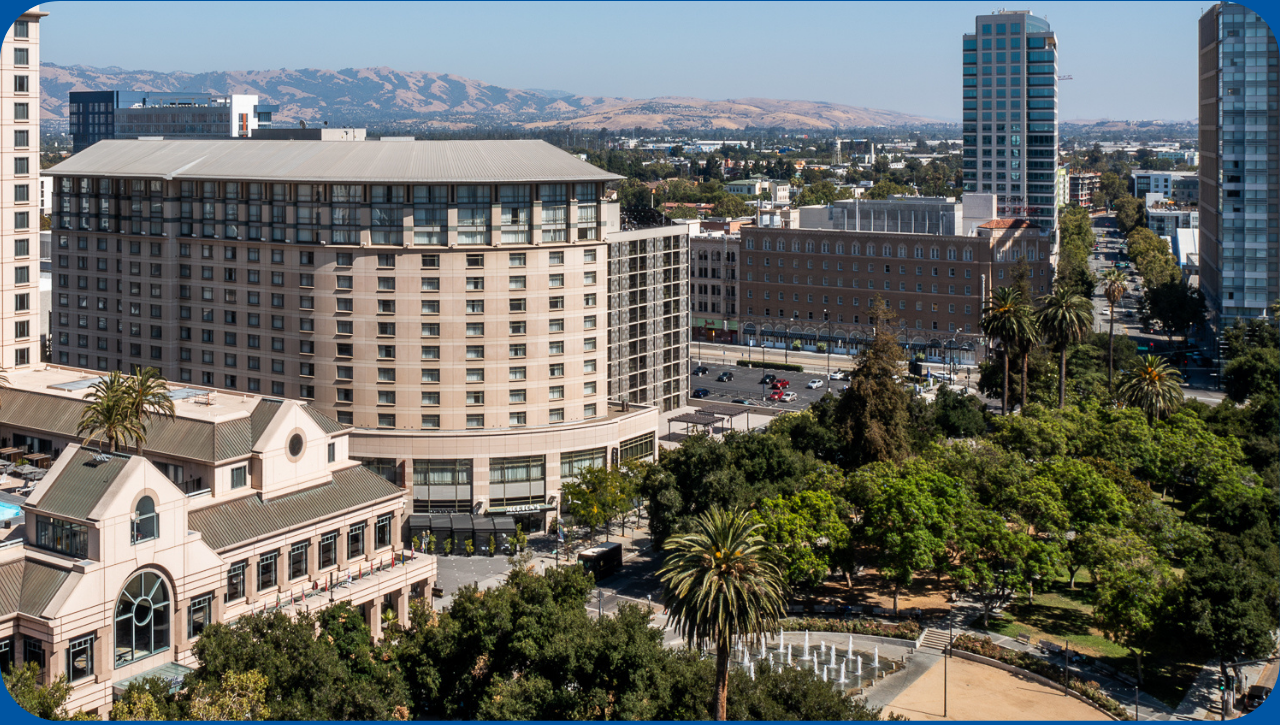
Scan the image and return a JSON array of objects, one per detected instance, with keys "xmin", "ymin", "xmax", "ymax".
[{"xmin": 40, "ymin": 62, "xmax": 942, "ymax": 131}]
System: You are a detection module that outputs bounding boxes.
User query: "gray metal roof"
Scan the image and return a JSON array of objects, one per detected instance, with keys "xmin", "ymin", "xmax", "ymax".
[
  {"xmin": 47, "ymin": 139, "xmax": 624, "ymax": 184},
  {"xmin": 0, "ymin": 389, "xmax": 344, "ymax": 464},
  {"xmin": 36, "ymin": 448, "xmax": 131, "ymax": 521},
  {"xmin": 187, "ymin": 465, "xmax": 401, "ymax": 551},
  {"xmin": 0, "ymin": 559, "xmax": 72, "ymax": 618}
]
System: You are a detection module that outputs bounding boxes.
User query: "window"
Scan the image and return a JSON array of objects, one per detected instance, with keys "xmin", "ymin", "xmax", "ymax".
[
  {"xmin": 508, "ymin": 276, "xmax": 525, "ymax": 290},
  {"xmin": 132, "ymin": 497, "xmax": 158, "ymax": 544},
  {"xmin": 509, "ymin": 253, "xmax": 526, "ymax": 267},
  {"xmin": 231, "ymin": 465, "xmax": 247, "ymax": 489},
  {"xmin": 466, "ymin": 414, "xmax": 484, "ymax": 428},
  {"xmin": 289, "ymin": 542, "xmax": 309, "ymax": 580},
  {"xmin": 320, "ymin": 531, "xmax": 339, "ymax": 569},
  {"xmin": 466, "ymin": 368, "xmax": 485, "ymax": 382},
  {"xmin": 509, "ymin": 366, "xmax": 527, "ymax": 380},
  {"xmin": 375, "ymin": 514, "xmax": 394, "ymax": 549},
  {"xmin": 66, "ymin": 634, "xmax": 95, "ymax": 682},
  {"xmin": 225, "ymin": 561, "xmax": 247, "ymax": 603},
  {"xmin": 466, "ymin": 322, "xmax": 484, "ymax": 336},
  {"xmin": 115, "ymin": 571, "xmax": 171, "ymax": 664},
  {"xmin": 187, "ymin": 594, "xmax": 213, "ymax": 640},
  {"xmin": 348, "ymin": 523, "xmax": 366, "ymax": 559},
  {"xmin": 257, "ymin": 551, "xmax": 278, "ymax": 591}
]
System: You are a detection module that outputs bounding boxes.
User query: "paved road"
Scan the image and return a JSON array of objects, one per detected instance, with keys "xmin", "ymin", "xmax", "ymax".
[{"xmin": 688, "ymin": 359, "xmax": 839, "ymax": 413}]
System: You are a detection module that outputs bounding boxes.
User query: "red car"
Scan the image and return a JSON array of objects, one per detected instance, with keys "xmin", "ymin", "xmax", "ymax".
[
  {"xmin": 768, "ymin": 390, "xmax": 784, "ymax": 401},
  {"xmin": 775, "ymin": 379, "xmax": 790, "ymax": 388}
]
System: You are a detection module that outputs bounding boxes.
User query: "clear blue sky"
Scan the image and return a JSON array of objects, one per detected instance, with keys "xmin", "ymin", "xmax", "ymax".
[{"xmin": 18, "ymin": 1, "xmax": 1258, "ymax": 122}]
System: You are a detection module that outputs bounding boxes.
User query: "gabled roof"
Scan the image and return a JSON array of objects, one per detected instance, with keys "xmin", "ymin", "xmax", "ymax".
[
  {"xmin": 46, "ymin": 139, "xmax": 624, "ymax": 184},
  {"xmin": 0, "ymin": 559, "xmax": 72, "ymax": 618},
  {"xmin": 187, "ymin": 465, "xmax": 401, "ymax": 551},
  {"xmin": 34, "ymin": 448, "xmax": 132, "ymax": 521},
  {"xmin": 0, "ymin": 390, "xmax": 346, "ymax": 464}
]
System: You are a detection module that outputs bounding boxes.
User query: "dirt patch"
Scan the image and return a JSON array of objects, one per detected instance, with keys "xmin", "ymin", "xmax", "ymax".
[
  {"xmin": 801, "ymin": 569, "xmax": 957, "ymax": 616},
  {"xmin": 885, "ymin": 656, "xmax": 1111, "ymax": 721}
]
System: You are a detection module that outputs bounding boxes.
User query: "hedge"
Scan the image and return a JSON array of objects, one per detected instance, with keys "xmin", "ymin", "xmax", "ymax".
[
  {"xmin": 952, "ymin": 635, "xmax": 1133, "ymax": 720},
  {"xmin": 780, "ymin": 617, "xmax": 921, "ymax": 642},
  {"xmin": 736, "ymin": 360, "xmax": 807, "ymax": 373}
]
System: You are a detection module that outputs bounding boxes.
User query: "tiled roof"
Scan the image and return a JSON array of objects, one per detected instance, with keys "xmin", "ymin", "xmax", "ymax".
[
  {"xmin": 978, "ymin": 218, "xmax": 1040, "ymax": 229},
  {"xmin": 187, "ymin": 465, "xmax": 401, "ymax": 551},
  {"xmin": 35, "ymin": 448, "xmax": 131, "ymax": 521},
  {"xmin": 0, "ymin": 559, "xmax": 72, "ymax": 618},
  {"xmin": 45, "ymin": 139, "xmax": 624, "ymax": 184}
]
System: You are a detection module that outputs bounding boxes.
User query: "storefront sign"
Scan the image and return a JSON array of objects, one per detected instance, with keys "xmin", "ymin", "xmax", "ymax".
[{"xmin": 490, "ymin": 504, "xmax": 552, "ymax": 514}]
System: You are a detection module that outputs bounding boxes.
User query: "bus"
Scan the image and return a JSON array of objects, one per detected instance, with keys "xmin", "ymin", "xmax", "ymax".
[{"xmin": 578, "ymin": 542, "xmax": 624, "ymax": 581}]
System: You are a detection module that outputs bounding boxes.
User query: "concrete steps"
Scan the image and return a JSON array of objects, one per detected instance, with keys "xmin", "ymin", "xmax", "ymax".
[{"xmin": 919, "ymin": 627, "xmax": 954, "ymax": 652}]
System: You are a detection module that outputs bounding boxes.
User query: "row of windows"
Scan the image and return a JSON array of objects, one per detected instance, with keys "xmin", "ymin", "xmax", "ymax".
[
  {"xmin": 744, "ymin": 239, "xmax": 981, "ymax": 260},
  {"xmin": 751, "ymin": 281, "xmax": 977, "ymax": 295},
  {"xmin": 61, "ymin": 179, "xmax": 601, "ymax": 204},
  {"xmin": 749, "ymin": 309, "xmax": 972, "ymax": 333}
]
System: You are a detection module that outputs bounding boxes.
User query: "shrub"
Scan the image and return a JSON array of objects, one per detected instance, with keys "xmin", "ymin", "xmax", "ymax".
[
  {"xmin": 780, "ymin": 617, "xmax": 921, "ymax": 642},
  {"xmin": 736, "ymin": 360, "xmax": 806, "ymax": 373}
]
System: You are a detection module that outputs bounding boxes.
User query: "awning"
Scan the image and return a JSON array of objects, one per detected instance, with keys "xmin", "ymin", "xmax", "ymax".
[
  {"xmin": 669, "ymin": 413, "xmax": 722, "ymax": 426},
  {"xmin": 113, "ymin": 662, "xmax": 193, "ymax": 695}
]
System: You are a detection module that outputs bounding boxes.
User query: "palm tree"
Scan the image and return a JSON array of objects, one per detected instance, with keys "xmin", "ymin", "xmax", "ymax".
[
  {"xmin": 1036, "ymin": 288, "xmax": 1094, "ymax": 408},
  {"xmin": 77, "ymin": 372, "xmax": 144, "ymax": 454},
  {"xmin": 658, "ymin": 507, "xmax": 787, "ymax": 721},
  {"xmin": 1117, "ymin": 354, "xmax": 1184, "ymax": 424},
  {"xmin": 981, "ymin": 286, "xmax": 1037, "ymax": 414},
  {"xmin": 122, "ymin": 367, "xmax": 176, "ymax": 451},
  {"xmin": 1102, "ymin": 269, "xmax": 1127, "ymax": 392}
]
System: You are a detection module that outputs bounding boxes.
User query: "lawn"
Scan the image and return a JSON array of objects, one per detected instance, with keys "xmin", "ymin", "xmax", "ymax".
[{"xmin": 975, "ymin": 583, "xmax": 1201, "ymax": 709}]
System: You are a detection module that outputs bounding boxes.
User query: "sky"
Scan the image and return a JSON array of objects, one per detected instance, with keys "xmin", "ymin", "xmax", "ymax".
[{"xmin": 17, "ymin": 0, "xmax": 1251, "ymax": 122}]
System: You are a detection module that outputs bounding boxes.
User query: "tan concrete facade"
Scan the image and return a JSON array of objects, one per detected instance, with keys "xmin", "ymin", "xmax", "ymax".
[
  {"xmin": 0, "ymin": 7, "xmax": 44, "ymax": 372},
  {"xmin": 0, "ymin": 370, "xmax": 434, "ymax": 715},
  {"xmin": 42, "ymin": 140, "xmax": 672, "ymax": 528}
]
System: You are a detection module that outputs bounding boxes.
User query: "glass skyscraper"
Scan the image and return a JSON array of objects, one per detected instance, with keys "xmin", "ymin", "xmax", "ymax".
[
  {"xmin": 962, "ymin": 11, "xmax": 1059, "ymax": 231},
  {"xmin": 1198, "ymin": 2, "xmax": 1279, "ymax": 325}
]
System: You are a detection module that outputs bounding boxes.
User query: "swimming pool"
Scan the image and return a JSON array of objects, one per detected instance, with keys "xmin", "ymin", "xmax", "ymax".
[{"xmin": 0, "ymin": 502, "xmax": 22, "ymax": 520}]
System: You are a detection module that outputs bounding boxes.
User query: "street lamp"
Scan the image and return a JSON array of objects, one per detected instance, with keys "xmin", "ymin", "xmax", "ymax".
[{"xmin": 823, "ymin": 309, "xmax": 830, "ymax": 379}]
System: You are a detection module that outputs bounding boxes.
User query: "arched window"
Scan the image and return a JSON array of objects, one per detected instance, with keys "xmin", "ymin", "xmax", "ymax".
[
  {"xmin": 963, "ymin": 247, "xmax": 974, "ymax": 261},
  {"xmin": 763, "ymin": 239, "xmax": 772, "ymax": 251},
  {"xmin": 132, "ymin": 496, "xmax": 157, "ymax": 544},
  {"xmin": 115, "ymin": 571, "xmax": 170, "ymax": 665},
  {"xmin": 805, "ymin": 241, "xmax": 814, "ymax": 253},
  {"xmin": 792, "ymin": 241, "xmax": 801, "ymax": 253},
  {"xmin": 930, "ymin": 247, "xmax": 940, "ymax": 260},
  {"xmin": 850, "ymin": 243, "xmax": 859, "ymax": 255},
  {"xmin": 996, "ymin": 249, "xmax": 1006, "ymax": 262},
  {"xmin": 711, "ymin": 251, "xmax": 721, "ymax": 262},
  {"xmin": 914, "ymin": 246, "xmax": 924, "ymax": 259},
  {"xmin": 947, "ymin": 247, "xmax": 957, "ymax": 261},
  {"xmin": 835, "ymin": 243, "xmax": 844, "ymax": 255},
  {"xmin": 744, "ymin": 238, "xmax": 755, "ymax": 250},
  {"xmin": 1027, "ymin": 248, "xmax": 1037, "ymax": 261},
  {"xmin": 881, "ymin": 244, "xmax": 892, "ymax": 256},
  {"xmin": 897, "ymin": 245, "xmax": 908, "ymax": 258}
]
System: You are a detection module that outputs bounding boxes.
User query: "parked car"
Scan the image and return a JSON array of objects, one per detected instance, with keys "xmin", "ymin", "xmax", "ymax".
[
  {"xmin": 829, "ymin": 371, "xmax": 848, "ymax": 380},
  {"xmin": 716, "ymin": 372, "xmax": 734, "ymax": 382},
  {"xmin": 1243, "ymin": 685, "xmax": 1272, "ymax": 713},
  {"xmin": 731, "ymin": 398, "xmax": 756, "ymax": 406},
  {"xmin": 806, "ymin": 379, "xmax": 824, "ymax": 389},
  {"xmin": 768, "ymin": 390, "xmax": 784, "ymax": 401},
  {"xmin": 771, "ymin": 382, "xmax": 786, "ymax": 390},
  {"xmin": 691, "ymin": 388, "xmax": 710, "ymax": 399},
  {"xmin": 760, "ymin": 373, "xmax": 777, "ymax": 385},
  {"xmin": 780, "ymin": 391, "xmax": 798, "ymax": 402},
  {"xmin": 692, "ymin": 366, "xmax": 709, "ymax": 376},
  {"xmin": 775, "ymin": 379, "xmax": 790, "ymax": 388}
]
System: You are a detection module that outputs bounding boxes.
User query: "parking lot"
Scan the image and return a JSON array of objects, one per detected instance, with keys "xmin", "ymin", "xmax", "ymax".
[{"xmin": 689, "ymin": 361, "xmax": 843, "ymax": 412}]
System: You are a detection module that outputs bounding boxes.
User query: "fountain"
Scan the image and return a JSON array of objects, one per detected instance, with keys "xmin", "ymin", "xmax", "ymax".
[
  {"xmin": 856, "ymin": 655, "xmax": 863, "ymax": 676},
  {"xmin": 786, "ymin": 643, "xmax": 792, "ymax": 665},
  {"xmin": 847, "ymin": 635, "xmax": 854, "ymax": 659},
  {"xmin": 873, "ymin": 646, "xmax": 879, "ymax": 668},
  {"xmin": 839, "ymin": 659, "xmax": 847, "ymax": 685},
  {"xmin": 804, "ymin": 630, "xmax": 810, "ymax": 650}
]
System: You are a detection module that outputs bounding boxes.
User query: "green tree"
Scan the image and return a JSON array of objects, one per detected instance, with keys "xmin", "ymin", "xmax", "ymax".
[
  {"xmin": 1223, "ymin": 345, "xmax": 1279, "ymax": 403},
  {"xmin": 1143, "ymin": 279, "xmax": 1207, "ymax": 345},
  {"xmin": 76, "ymin": 370, "xmax": 145, "ymax": 453},
  {"xmin": 1102, "ymin": 269, "xmax": 1128, "ymax": 392},
  {"xmin": 981, "ymin": 286, "xmax": 1038, "ymax": 414},
  {"xmin": 752, "ymin": 489, "xmax": 850, "ymax": 587},
  {"xmin": 2, "ymin": 662, "xmax": 95, "ymax": 720},
  {"xmin": 857, "ymin": 462, "xmax": 949, "ymax": 613},
  {"xmin": 659, "ymin": 507, "xmax": 788, "ymax": 721},
  {"xmin": 1099, "ymin": 172, "xmax": 1127, "ymax": 207},
  {"xmin": 862, "ymin": 180, "xmax": 914, "ymax": 200},
  {"xmin": 125, "ymin": 366, "xmax": 177, "ymax": 442},
  {"xmin": 1117, "ymin": 354, "xmax": 1184, "ymax": 424},
  {"xmin": 1093, "ymin": 553, "xmax": 1176, "ymax": 687},
  {"xmin": 665, "ymin": 204, "xmax": 700, "ymax": 219},
  {"xmin": 711, "ymin": 194, "xmax": 750, "ymax": 218},
  {"xmin": 562, "ymin": 465, "xmax": 625, "ymax": 543},
  {"xmin": 1035, "ymin": 288, "xmax": 1094, "ymax": 408},
  {"xmin": 110, "ymin": 677, "xmax": 186, "ymax": 721},
  {"xmin": 792, "ymin": 180, "xmax": 854, "ymax": 207},
  {"xmin": 833, "ymin": 298, "xmax": 911, "ymax": 466},
  {"xmin": 188, "ymin": 670, "xmax": 273, "ymax": 721},
  {"xmin": 1114, "ymin": 196, "xmax": 1146, "ymax": 234},
  {"xmin": 953, "ymin": 506, "xmax": 1057, "ymax": 624}
]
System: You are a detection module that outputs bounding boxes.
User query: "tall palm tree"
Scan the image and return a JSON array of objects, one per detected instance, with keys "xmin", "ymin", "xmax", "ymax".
[
  {"xmin": 77, "ymin": 372, "xmax": 144, "ymax": 454},
  {"xmin": 1102, "ymin": 269, "xmax": 1128, "ymax": 392},
  {"xmin": 658, "ymin": 507, "xmax": 787, "ymax": 721},
  {"xmin": 123, "ymin": 367, "xmax": 176, "ymax": 451},
  {"xmin": 1117, "ymin": 354, "xmax": 1184, "ymax": 424},
  {"xmin": 1036, "ymin": 288, "xmax": 1094, "ymax": 408},
  {"xmin": 981, "ymin": 286, "xmax": 1037, "ymax": 414}
]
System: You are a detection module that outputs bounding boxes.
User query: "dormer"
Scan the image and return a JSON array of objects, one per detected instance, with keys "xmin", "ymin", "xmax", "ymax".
[{"xmin": 251, "ymin": 399, "xmax": 349, "ymax": 499}]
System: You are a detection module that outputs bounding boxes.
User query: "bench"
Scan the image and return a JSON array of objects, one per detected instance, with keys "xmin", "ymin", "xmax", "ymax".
[
  {"xmin": 1039, "ymin": 639, "xmax": 1062, "ymax": 654},
  {"xmin": 1016, "ymin": 633, "xmax": 1032, "ymax": 645}
]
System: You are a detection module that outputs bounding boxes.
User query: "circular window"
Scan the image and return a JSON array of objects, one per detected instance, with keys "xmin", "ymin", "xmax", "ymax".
[{"xmin": 288, "ymin": 434, "xmax": 304, "ymax": 458}]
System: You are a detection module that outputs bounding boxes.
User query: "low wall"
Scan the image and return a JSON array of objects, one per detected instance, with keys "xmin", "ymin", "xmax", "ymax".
[
  {"xmin": 949, "ymin": 649, "xmax": 1120, "ymax": 720},
  {"xmin": 785, "ymin": 629, "xmax": 923, "ymax": 651}
]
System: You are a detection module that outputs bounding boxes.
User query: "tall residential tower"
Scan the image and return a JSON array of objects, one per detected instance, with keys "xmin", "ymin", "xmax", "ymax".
[
  {"xmin": 1198, "ymin": 2, "xmax": 1279, "ymax": 326},
  {"xmin": 1, "ymin": 6, "xmax": 46, "ymax": 372},
  {"xmin": 962, "ymin": 10, "xmax": 1059, "ymax": 231}
]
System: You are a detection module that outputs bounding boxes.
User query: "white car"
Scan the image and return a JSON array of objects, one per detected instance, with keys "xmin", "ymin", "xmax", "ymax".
[
  {"xmin": 829, "ymin": 371, "xmax": 847, "ymax": 380},
  {"xmin": 806, "ymin": 379, "xmax": 824, "ymax": 389},
  {"xmin": 780, "ymin": 391, "xmax": 798, "ymax": 402}
]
